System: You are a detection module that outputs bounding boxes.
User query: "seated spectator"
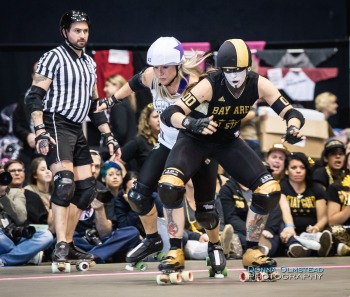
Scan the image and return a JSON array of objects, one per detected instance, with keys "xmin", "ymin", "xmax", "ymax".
[
  {"xmin": 312, "ymin": 139, "xmax": 346, "ymax": 190},
  {"xmin": 24, "ymin": 157, "xmax": 52, "ymax": 212},
  {"xmin": 0, "ymin": 171, "xmax": 53, "ymax": 266},
  {"xmin": 121, "ymin": 103, "xmax": 159, "ymax": 171},
  {"xmin": 73, "ymin": 150, "xmax": 141, "ymax": 263},
  {"xmin": 265, "ymin": 143, "xmax": 290, "ymax": 182},
  {"xmin": 4, "ymin": 159, "xmax": 48, "ymax": 224},
  {"xmin": 279, "ymin": 152, "xmax": 332, "ymax": 258},
  {"xmin": 315, "ymin": 92, "xmax": 338, "ymax": 137}
]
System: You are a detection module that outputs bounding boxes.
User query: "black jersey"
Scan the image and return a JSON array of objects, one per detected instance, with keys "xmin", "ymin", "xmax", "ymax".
[
  {"xmin": 327, "ymin": 183, "xmax": 350, "ymax": 225},
  {"xmin": 280, "ymin": 179, "xmax": 326, "ymax": 234},
  {"xmin": 187, "ymin": 69, "xmax": 259, "ymax": 143},
  {"xmin": 37, "ymin": 43, "xmax": 97, "ymax": 123}
]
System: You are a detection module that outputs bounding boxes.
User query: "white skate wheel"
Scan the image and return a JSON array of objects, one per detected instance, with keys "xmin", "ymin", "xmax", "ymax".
[
  {"xmin": 181, "ymin": 271, "xmax": 194, "ymax": 282},
  {"xmin": 125, "ymin": 264, "xmax": 135, "ymax": 271},
  {"xmin": 76, "ymin": 261, "xmax": 89, "ymax": 271},
  {"xmin": 214, "ymin": 273, "xmax": 224, "ymax": 279},
  {"xmin": 169, "ymin": 272, "xmax": 182, "ymax": 284},
  {"xmin": 239, "ymin": 271, "xmax": 249, "ymax": 282}
]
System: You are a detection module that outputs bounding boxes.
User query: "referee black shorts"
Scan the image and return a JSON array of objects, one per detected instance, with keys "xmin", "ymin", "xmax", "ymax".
[{"xmin": 43, "ymin": 113, "xmax": 93, "ymax": 167}]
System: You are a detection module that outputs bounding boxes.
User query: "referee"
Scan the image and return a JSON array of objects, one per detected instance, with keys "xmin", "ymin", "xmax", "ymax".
[{"xmin": 25, "ymin": 10, "xmax": 121, "ymax": 264}]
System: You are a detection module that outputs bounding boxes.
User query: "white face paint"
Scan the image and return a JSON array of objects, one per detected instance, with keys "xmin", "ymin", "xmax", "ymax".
[{"xmin": 224, "ymin": 69, "xmax": 247, "ymax": 89}]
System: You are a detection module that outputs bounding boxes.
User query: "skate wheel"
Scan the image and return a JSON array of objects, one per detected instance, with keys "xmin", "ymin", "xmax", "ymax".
[
  {"xmin": 89, "ymin": 261, "xmax": 96, "ymax": 268},
  {"xmin": 156, "ymin": 252, "xmax": 166, "ymax": 261},
  {"xmin": 125, "ymin": 264, "xmax": 135, "ymax": 271},
  {"xmin": 76, "ymin": 261, "xmax": 89, "ymax": 271},
  {"xmin": 256, "ymin": 272, "xmax": 265, "ymax": 282},
  {"xmin": 239, "ymin": 271, "xmax": 250, "ymax": 282},
  {"xmin": 135, "ymin": 262, "xmax": 148, "ymax": 272},
  {"xmin": 222, "ymin": 267, "xmax": 228, "ymax": 277},
  {"xmin": 205, "ymin": 256, "xmax": 211, "ymax": 266},
  {"xmin": 156, "ymin": 274, "xmax": 170, "ymax": 285},
  {"xmin": 169, "ymin": 272, "xmax": 182, "ymax": 284},
  {"xmin": 208, "ymin": 267, "xmax": 215, "ymax": 278},
  {"xmin": 181, "ymin": 271, "xmax": 193, "ymax": 282}
]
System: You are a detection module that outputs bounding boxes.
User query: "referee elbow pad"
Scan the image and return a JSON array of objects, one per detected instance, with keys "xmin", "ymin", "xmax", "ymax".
[
  {"xmin": 161, "ymin": 105, "xmax": 185, "ymax": 127},
  {"xmin": 25, "ymin": 85, "xmax": 46, "ymax": 113}
]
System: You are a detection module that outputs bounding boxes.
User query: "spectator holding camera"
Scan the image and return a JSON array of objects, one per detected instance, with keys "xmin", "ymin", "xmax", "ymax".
[
  {"xmin": 72, "ymin": 151, "xmax": 140, "ymax": 263},
  {"xmin": 0, "ymin": 171, "xmax": 53, "ymax": 266}
]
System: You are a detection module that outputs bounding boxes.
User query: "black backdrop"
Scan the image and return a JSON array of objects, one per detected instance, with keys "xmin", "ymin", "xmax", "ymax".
[{"xmin": 1, "ymin": 0, "xmax": 349, "ymax": 127}]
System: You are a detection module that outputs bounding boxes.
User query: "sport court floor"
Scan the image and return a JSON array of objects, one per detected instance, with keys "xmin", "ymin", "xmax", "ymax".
[{"xmin": 0, "ymin": 257, "xmax": 349, "ymax": 297}]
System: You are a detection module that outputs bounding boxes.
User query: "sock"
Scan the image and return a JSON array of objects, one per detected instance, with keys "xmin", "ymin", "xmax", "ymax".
[
  {"xmin": 146, "ymin": 232, "xmax": 159, "ymax": 239},
  {"xmin": 246, "ymin": 240, "xmax": 258, "ymax": 249},
  {"xmin": 170, "ymin": 238, "xmax": 182, "ymax": 249}
]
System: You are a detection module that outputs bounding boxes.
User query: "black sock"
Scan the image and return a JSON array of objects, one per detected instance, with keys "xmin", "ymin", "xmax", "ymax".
[
  {"xmin": 170, "ymin": 238, "xmax": 182, "ymax": 249},
  {"xmin": 246, "ymin": 241, "xmax": 258, "ymax": 249},
  {"xmin": 146, "ymin": 232, "xmax": 159, "ymax": 239}
]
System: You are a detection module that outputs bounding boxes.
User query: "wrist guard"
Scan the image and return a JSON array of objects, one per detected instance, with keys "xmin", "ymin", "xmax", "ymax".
[
  {"xmin": 99, "ymin": 95, "xmax": 121, "ymax": 109},
  {"xmin": 34, "ymin": 123, "xmax": 46, "ymax": 132},
  {"xmin": 106, "ymin": 138, "xmax": 120, "ymax": 153},
  {"xmin": 182, "ymin": 116, "xmax": 210, "ymax": 134},
  {"xmin": 35, "ymin": 132, "xmax": 51, "ymax": 148},
  {"xmin": 282, "ymin": 125, "xmax": 303, "ymax": 144}
]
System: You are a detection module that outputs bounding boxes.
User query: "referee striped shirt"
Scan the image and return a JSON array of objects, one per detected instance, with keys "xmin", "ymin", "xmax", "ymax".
[{"xmin": 37, "ymin": 43, "xmax": 97, "ymax": 123}]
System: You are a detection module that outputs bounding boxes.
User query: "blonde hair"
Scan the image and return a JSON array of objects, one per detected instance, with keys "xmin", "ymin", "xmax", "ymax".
[
  {"xmin": 152, "ymin": 51, "xmax": 212, "ymax": 99},
  {"xmin": 138, "ymin": 104, "xmax": 158, "ymax": 146},
  {"xmin": 106, "ymin": 74, "xmax": 137, "ymax": 113},
  {"xmin": 315, "ymin": 92, "xmax": 337, "ymax": 112}
]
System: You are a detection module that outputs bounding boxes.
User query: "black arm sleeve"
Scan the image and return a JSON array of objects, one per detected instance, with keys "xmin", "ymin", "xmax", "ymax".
[
  {"xmin": 25, "ymin": 85, "xmax": 46, "ymax": 113},
  {"xmin": 88, "ymin": 100, "xmax": 108, "ymax": 127}
]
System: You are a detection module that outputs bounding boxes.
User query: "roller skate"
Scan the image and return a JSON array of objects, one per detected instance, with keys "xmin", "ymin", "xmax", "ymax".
[
  {"xmin": 51, "ymin": 241, "xmax": 96, "ymax": 273},
  {"xmin": 125, "ymin": 235, "xmax": 164, "ymax": 271},
  {"xmin": 206, "ymin": 242, "xmax": 227, "ymax": 278},
  {"xmin": 156, "ymin": 248, "xmax": 193, "ymax": 285},
  {"xmin": 239, "ymin": 246, "xmax": 278, "ymax": 282}
]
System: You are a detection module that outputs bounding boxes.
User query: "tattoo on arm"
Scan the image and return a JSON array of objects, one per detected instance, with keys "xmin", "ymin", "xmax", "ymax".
[
  {"xmin": 166, "ymin": 208, "xmax": 179, "ymax": 237},
  {"xmin": 33, "ymin": 74, "xmax": 47, "ymax": 84},
  {"xmin": 246, "ymin": 213, "xmax": 268, "ymax": 242},
  {"xmin": 32, "ymin": 110, "xmax": 43, "ymax": 122}
]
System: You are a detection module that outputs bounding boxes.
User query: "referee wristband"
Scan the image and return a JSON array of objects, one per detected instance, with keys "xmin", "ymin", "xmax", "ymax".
[
  {"xmin": 285, "ymin": 224, "xmax": 295, "ymax": 229},
  {"xmin": 34, "ymin": 123, "xmax": 46, "ymax": 132}
]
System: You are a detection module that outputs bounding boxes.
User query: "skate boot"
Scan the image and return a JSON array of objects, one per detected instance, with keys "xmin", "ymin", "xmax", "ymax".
[
  {"xmin": 156, "ymin": 248, "xmax": 193, "ymax": 285},
  {"xmin": 51, "ymin": 241, "xmax": 70, "ymax": 272},
  {"xmin": 125, "ymin": 235, "xmax": 163, "ymax": 271},
  {"xmin": 68, "ymin": 242, "xmax": 96, "ymax": 262},
  {"xmin": 207, "ymin": 242, "xmax": 227, "ymax": 278},
  {"xmin": 240, "ymin": 246, "xmax": 278, "ymax": 282}
]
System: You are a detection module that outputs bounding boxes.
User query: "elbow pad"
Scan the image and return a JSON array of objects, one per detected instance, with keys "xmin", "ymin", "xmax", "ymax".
[
  {"xmin": 128, "ymin": 71, "xmax": 148, "ymax": 92},
  {"xmin": 25, "ymin": 85, "xmax": 46, "ymax": 113},
  {"xmin": 283, "ymin": 108, "xmax": 305, "ymax": 129},
  {"xmin": 161, "ymin": 105, "xmax": 185, "ymax": 127},
  {"xmin": 89, "ymin": 100, "xmax": 108, "ymax": 127}
]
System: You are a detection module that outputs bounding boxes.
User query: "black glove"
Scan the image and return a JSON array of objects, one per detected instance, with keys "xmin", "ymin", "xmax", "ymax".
[
  {"xmin": 182, "ymin": 116, "xmax": 211, "ymax": 134},
  {"xmin": 282, "ymin": 125, "xmax": 303, "ymax": 144},
  {"xmin": 102, "ymin": 132, "xmax": 120, "ymax": 153},
  {"xmin": 35, "ymin": 131, "xmax": 51, "ymax": 148},
  {"xmin": 99, "ymin": 95, "xmax": 121, "ymax": 109}
]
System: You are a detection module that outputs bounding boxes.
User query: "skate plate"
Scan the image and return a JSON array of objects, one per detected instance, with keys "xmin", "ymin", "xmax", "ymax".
[
  {"xmin": 205, "ymin": 256, "xmax": 228, "ymax": 278},
  {"xmin": 51, "ymin": 260, "xmax": 95, "ymax": 273},
  {"xmin": 125, "ymin": 252, "xmax": 165, "ymax": 272},
  {"xmin": 239, "ymin": 271, "xmax": 279, "ymax": 282},
  {"xmin": 156, "ymin": 270, "xmax": 193, "ymax": 285}
]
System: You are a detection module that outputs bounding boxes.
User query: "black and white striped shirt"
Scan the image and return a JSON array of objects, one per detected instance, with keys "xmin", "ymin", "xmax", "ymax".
[{"xmin": 37, "ymin": 43, "xmax": 96, "ymax": 123}]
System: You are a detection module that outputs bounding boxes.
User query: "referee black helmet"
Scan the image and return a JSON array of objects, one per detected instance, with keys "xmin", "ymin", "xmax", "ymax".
[{"xmin": 60, "ymin": 10, "xmax": 90, "ymax": 37}]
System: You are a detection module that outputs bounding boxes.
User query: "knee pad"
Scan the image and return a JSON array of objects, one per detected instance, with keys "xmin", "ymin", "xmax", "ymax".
[
  {"xmin": 51, "ymin": 171, "xmax": 75, "ymax": 207},
  {"xmin": 251, "ymin": 180, "xmax": 281, "ymax": 215},
  {"xmin": 158, "ymin": 174, "xmax": 185, "ymax": 209},
  {"xmin": 128, "ymin": 181, "xmax": 155, "ymax": 216},
  {"xmin": 72, "ymin": 177, "xmax": 97, "ymax": 210},
  {"xmin": 195, "ymin": 200, "xmax": 219, "ymax": 230}
]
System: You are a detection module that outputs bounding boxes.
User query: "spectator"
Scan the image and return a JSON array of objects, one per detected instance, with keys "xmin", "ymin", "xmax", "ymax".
[{"xmin": 265, "ymin": 143, "xmax": 290, "ymax": 182}]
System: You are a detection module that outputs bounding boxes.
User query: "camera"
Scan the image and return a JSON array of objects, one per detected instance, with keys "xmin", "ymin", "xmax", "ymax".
[
  {"xmin": 0, "ymin": 171, "xmax": 12, "ymax": 186},
  {"xmin": 4, "ymin": 222, "xmax": 36, "ymax": 243},
  {"xmin": 95, "ymin": 189, "xmax": 114, "ymax": 203},
  {"xmin": 84, "ymin": 228, "xmax": 102, "ymax": 246}
]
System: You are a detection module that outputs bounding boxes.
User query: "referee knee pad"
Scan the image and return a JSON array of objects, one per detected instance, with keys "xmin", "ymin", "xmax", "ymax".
[
  {"xmin": 251, "ymin": 180, "xmax": 281, "ymax": 215},
  {"xmin": 128, "ymin": 181, "xmax": 155, "ymax": 216},
  {"xmin": 51, "ymin": 171, "xmax": 75, "ymax": 207},
  {"xmin": 72, "ymin": 177, "xmax": 97, "ymax": 210},
  {"xmin": 195, "ymin": 200, "xmax": 219, "ymax": 230},
  {"xmin": 158, "ymin": 174, "xmax": 185, "ymax": 209}
]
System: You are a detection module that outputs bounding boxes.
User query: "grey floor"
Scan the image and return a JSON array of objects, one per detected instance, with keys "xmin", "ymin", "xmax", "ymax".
[{"xmin": 0, "ymin": 257, "xmax": 349, "ymax": 297}]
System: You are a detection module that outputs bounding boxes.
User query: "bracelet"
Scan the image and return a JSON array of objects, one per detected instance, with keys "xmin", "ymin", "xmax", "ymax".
[
  {"xmin": 34, "ymin": 123, "xmax": 46, "ymax": 132},
  {"xmin": 285, "ymin": 224, "xmax": 295, "ymax": 228},
  {"xmin": 101, "ymin": 132, "xmax": 113, "ymax": 138}
]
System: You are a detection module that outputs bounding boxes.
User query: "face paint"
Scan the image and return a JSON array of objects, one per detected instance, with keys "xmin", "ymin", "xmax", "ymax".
[{"xmin": 224, "ymin": 68, "xmax": 247, "ymax": 88}]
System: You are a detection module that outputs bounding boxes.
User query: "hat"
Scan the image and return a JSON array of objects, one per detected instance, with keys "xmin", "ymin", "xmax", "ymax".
[
  {"xmin": 100, "ymin": 161, "xmax": 123, "ymax": 178},
  {"xmin": 267, "ymin": 143, "xmax": 290, "ymax": 157},
  {"xmin": 324, "ymin": 139, "xmax": 345, "ymax": 156}
]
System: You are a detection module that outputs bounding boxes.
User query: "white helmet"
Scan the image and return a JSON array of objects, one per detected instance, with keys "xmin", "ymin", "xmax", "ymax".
[{"xmin": 147, "ymin": 37, "xmax": 185, "ymax": 66}]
